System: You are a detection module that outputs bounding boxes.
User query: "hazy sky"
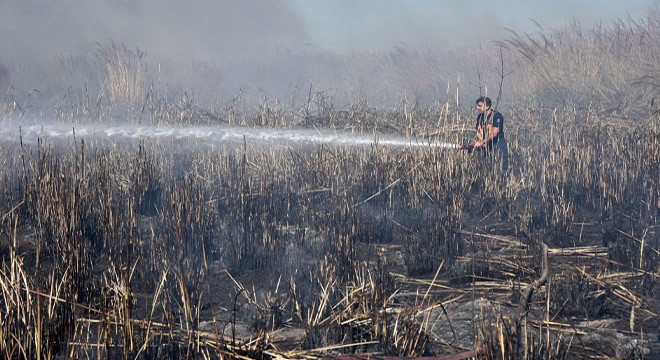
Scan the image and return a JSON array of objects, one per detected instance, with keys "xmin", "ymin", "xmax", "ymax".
[
  {"xmin": 0, "ymin": 0, "xmax": 657, "ymax": 64},
  {"xmin": 291, "ymin": 0, "xmax": 658, "ymax": 52}
]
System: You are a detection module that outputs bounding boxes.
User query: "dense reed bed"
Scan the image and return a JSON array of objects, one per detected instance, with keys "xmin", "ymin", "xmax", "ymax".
[{"xmin": 1, "ymin": 7, "xmax": 659, "ymax": 360}]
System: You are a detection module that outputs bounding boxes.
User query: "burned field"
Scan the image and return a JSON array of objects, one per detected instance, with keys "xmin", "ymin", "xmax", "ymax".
[
  {"xmin": 0, "ymin": 104, "xmax": 658, "ymax": 359},
  {"xmin": 1, "ymin": 8, "xmax": 660, "ymax": 359}
]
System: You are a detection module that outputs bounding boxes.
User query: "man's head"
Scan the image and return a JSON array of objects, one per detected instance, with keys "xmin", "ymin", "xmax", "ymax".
[{"xmin": 476, "ymin": 96, "xmax": 492, "ymax": 113}]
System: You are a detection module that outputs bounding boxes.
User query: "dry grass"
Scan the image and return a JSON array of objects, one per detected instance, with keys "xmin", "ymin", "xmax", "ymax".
[{"xmin": 0, "ymin": 7, "xmax": 659, "ymax": 360}]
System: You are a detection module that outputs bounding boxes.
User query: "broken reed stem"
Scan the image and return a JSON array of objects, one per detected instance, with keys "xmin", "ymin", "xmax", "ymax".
[{"xmin": 509, "ymin": 243, "xmax": 549, "ymax": 336}]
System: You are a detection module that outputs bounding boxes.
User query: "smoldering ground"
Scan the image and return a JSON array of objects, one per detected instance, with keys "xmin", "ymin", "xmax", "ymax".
[{"xmin": 0, "ymin": 3, "xmax": 659, "ymax": 359}]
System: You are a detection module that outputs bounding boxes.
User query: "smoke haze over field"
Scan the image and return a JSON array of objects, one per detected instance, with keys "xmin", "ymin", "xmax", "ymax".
[
  {"xmin": 1, "ymin": 0, "xmax": 658, "ymax": 110},
  {"xmin": 1, "ymin": 0, "xmax": 656, "ymax": 64},
  {"xmin": 0, "ymin": 0, "xmax": 309, "ymax": 63}
]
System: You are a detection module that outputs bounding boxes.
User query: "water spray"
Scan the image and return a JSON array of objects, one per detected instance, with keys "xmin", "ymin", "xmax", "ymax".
[{"xmin": 2, "ymin": 124, "xmax": 461, "ymax": 149}]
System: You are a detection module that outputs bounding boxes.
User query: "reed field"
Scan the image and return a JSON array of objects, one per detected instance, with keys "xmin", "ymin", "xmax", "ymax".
[{"xmin": 0, "ymin": 8, "xmax": 659, "ymax": 360}]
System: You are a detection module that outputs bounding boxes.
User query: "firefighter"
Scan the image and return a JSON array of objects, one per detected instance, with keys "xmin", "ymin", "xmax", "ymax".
[{"xmin": 471, "ymin": 96, "xmax": 508, "ymax": 176}]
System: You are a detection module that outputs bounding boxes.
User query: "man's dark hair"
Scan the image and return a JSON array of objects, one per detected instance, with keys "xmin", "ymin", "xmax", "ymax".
[{"xmin": 476, "ymin": 96, "xmax": 492, "ymax": 107}]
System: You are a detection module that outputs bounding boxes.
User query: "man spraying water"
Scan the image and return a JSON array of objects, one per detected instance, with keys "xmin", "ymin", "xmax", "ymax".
[{"xmin": 462, "ymin": 96, "xmax": 509, "ymax": 176}]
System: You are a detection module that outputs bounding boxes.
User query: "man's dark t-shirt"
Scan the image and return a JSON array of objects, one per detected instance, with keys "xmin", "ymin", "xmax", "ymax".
[{"xmin": 475, "ymin": 110, "xmax": 505, "ymax": 150}]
